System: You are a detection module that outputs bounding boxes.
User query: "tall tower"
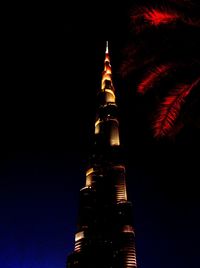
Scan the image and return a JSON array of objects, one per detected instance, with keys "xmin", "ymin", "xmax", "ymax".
[{"xmin": 67, "ymin": 42, "xmax": 137, "ymax": 268}]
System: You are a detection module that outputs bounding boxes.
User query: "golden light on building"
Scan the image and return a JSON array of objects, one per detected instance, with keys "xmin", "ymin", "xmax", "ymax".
[
  {"xmin": 75, "ymin": 231, "xmax": 84, "ymax": 242},
  {"xmin": 104, "ymin": 65, "xmax": 111, "ymax": 74},
  {"xmin": 109, "ymin": 119, "xmax": 120, "ymax": 146},
  {"xmin": 114, "ymin": 165, "xmax": 127, "ymax": 202},
  {"xmin": 95, "ymin": 119, "xmax": 101, "ymax": 134},
  {"xmin": 74, "ymin": 231, "xmax": 85, "ymax": 252},
  {"xmin": 67, "ymin": 42, "xmax": 137, "ymax": 268},
  {"xmin": 105, "ymin": 89, "xmax": 116, "ymax": 103},
  {"xmin": 86, "ymin": 168, "xmax": 94, "ymax": 187},
  {"xmin": 86, "ymin": 168, "xmax": 94, "ymax": 177}
]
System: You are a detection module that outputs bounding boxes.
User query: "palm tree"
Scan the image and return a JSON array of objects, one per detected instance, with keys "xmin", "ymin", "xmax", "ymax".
[{"xmin": 120, "ymin": 0, "xmax": 200, "ymax": 138}]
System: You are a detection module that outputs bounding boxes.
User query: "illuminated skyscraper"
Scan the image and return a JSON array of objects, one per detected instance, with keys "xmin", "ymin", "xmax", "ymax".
[{"xmin": 67, "ymin": 42, "xmax": 137, "ymax": 268}]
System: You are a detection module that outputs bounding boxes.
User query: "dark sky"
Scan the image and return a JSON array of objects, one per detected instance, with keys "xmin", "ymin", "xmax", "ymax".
[{"xmin": 1, "ymin": 1, "xmax": 200, "ymax": 268}]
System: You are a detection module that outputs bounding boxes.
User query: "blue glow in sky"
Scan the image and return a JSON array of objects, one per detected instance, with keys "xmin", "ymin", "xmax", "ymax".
[{"xmin": 1, "ymin": 152, "xmax": 199, "ymax": 268}]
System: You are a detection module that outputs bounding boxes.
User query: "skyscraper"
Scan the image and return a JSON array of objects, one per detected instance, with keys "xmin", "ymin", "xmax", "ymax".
[{"xmin": 67, "ymin": 42, "xmax": 137, "ymax": 268}]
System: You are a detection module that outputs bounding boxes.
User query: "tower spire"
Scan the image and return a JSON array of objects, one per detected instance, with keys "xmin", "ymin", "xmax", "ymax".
[
  {"xmin": 106, "ymin": 40, "xmax": 109, "ymax": 53},
  {"xmin": 94, "ymin": 42, "xmax": 120, "ymax": 146},
  {"xmin": 101, "ymin": 41, "xmax": 114, "ymax": 93}
]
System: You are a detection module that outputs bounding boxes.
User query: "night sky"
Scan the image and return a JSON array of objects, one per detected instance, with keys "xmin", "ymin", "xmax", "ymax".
[{"xmin": 1, "ymin": 1, "xmax": 200, "ymax": 268}]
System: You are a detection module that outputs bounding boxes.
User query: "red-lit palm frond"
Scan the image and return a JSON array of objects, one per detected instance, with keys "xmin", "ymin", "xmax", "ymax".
[
  {"xmin": 153, "ymin": 77, "xmax": 200, "ymax": 138},
  {"xmin": 120, "ymin": 0, "xmax": 200, "ymax": 139},
  {"xmin": 131, "ymin": 7, "xmax": 180, "ymax": 30},
  {"xmin": 144, "ymin": 8, "xmax": 178, "ymax": 26},
  {"xmin": 130, "ymin": 4, "xmax": 200, "ymax": 33},
  {"xmin": 137, "ymin": 64, "xmax": 173, "ymax": 94}
]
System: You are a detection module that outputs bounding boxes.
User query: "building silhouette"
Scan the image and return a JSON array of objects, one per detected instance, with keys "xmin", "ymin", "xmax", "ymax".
[{"xmin": 67, "ymin": 42, "xmax": 137, "ymax": 268}]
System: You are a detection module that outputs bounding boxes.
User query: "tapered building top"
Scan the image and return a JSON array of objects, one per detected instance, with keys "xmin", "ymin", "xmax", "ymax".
[
  {"xmin": 95, "ymin": 42, "xmax": 120, "ymax": 147},
  {"xmin": 101, "ymin": 41, "xmax": 114, "ymax": 93}
]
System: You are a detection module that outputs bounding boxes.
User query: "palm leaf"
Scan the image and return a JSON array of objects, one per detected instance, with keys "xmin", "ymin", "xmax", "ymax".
[
  {"xmin": 153, "ymin": 77, "xmax": 200, "ymax": 138},
  {"xmin": 131, "ymin": 6, "xmax": 180, "ymax": 33},
  {"xmin": 137, "ymin": 64, "xmax": 173, "ymax": 94}
]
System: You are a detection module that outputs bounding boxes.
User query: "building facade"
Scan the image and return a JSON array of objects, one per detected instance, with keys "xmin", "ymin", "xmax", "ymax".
[{"xmin": 67, "ymin": 43, "xmax": 137, "ymax": 268}]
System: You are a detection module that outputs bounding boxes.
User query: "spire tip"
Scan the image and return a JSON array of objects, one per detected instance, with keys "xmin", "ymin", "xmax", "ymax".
[{"xmin": 106, "ymin": 41, "xmax": 109, "ymax": 53}]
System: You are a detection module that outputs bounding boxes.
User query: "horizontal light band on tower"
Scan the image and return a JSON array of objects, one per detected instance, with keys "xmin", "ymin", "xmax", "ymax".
[
  {"xmin": 86, "ymin": 168, "xmax": 94, "ymax": 176},
  {"xmin": 75, "ymin": 231, "xmax": 84, "ymax": 242},
  {"xmin": 104, "ymin": 89, "xmax": 116, "ymax": 102},
  {"xmin": 122, "ymin": 225, "xmax": 134, "ymax": 233},
  {"xmin": 80, "ymin": 186, "xmax": 91, "ymax": 191},
  {"xmin": 113, "ymin": 165, "xmax": 126, "ymax": 171},
  {"xmin": 105, "ymin": 88, "xmax": 115, "ymax": 97}
]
